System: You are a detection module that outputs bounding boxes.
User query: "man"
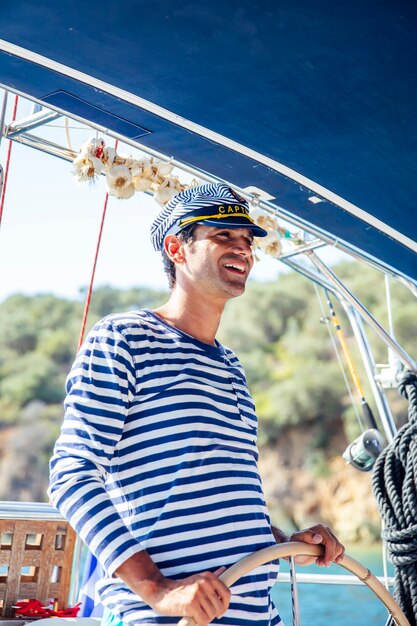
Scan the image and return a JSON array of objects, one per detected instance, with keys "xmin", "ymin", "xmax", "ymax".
[{"xmin": 49, "ymin": 183, "xmax": 344, "ymax": 626}]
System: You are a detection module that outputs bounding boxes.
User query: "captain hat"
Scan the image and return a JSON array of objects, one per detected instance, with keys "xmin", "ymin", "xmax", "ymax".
[{"xmin": 150, "ymin": 182, "xmax": 268, "ymax": 251}]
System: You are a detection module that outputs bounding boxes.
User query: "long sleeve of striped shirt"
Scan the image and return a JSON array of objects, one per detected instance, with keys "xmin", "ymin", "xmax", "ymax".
[
  {"xmin": 49, "ymin": 318, "xmax": 144, "ymax": 575},
  {"xmin": 49, "ymin": 310, "xmax": 281, "ymax": 625}
]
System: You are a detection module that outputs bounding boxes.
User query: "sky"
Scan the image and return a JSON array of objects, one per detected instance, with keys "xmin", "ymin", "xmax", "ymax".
[{"xmin": 0, "ymin": 95, "xmax": 348, "ymax": 304}]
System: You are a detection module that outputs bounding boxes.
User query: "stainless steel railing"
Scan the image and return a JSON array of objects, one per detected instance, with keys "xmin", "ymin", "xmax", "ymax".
[{"xmin": 0, "ymin": 501, "xmax": 395, "ymax": 592}]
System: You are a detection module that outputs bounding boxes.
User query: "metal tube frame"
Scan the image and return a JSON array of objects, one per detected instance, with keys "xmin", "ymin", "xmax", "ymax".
[
  {"xmin": 282, "ymin": 256, "xmax": 398, "ymax": 442},
  {"xmin": 277, "ymin": 571, "xmax": 395, "ymax": 588},
  {"xmin": 0, "ymin": 501, "xmax": 396, "ymax": 591},
  {"xmin": 0, "ymin": 89, "xmax": 414, "ymax": 440},
  {"xmin": 343, "ymin": 304, "xmax": 397, "ymax": 443},
  {"xmin": 2, "ymin": 85, "xmax": 417, "ymax": 296},
  {"xmin": 6, "ymin": 108, "xmax": 62, "ymax": 138},
  {"xmin": 0, "ymin": 500, "xmax": 62, "ymax": 520},
  {"xmin": 282, "ymin": 257, "xmax": 339, "ymax": 295},
  {"xmin": 306, "ymin": 251, "xmax": 417, "ymax": 373},
  {"xmin": 277, "ymin": 238, "xmax": 326, "ymax": 260},
  {"xmin": 8, "ymin": 131, "xmax": 77, "ymax": 161},
  {"xmin": 259, "ymin": 197, "xmax": 417, "ymax": 298},
  {"xmin": 0, "ymin": 89, "xmax": 8, "ymax": 149}
]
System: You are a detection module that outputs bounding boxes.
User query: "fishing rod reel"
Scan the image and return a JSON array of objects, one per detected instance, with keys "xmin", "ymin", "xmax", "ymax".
[{"xmin": 343, "ymin": 429, "xmax": 385, "ymax": 472}]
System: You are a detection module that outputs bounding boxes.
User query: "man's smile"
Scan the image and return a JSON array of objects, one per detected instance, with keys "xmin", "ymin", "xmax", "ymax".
[
  {"xmin": 221, "ymin": 252, "xmax": 251, "ymax": 278},
  {"xmin": 223, "ymin": 261, "xmax": 247, "ymax": 274}
]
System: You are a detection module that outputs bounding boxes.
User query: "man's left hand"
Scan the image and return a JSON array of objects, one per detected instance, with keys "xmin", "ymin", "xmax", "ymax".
[{"xmin": 289, "ymin": 524, "xmax": 345, "ymax": 567}]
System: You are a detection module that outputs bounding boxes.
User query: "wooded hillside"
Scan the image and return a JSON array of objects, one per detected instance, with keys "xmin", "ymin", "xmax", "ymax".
[{"xmin": 0, "ymin": 262, "xmax": 413, "ymax": 540}]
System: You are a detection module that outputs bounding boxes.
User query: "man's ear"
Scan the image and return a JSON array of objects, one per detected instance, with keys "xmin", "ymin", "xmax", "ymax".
[{"xmin": 164, "ymin": 234, "xmax": 185, "ymax": 264}]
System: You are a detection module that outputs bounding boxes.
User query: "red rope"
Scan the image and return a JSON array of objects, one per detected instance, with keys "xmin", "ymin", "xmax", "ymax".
[
  {"xmin": 77, "ymin": 139, "xmax": 119, "ymax": 352},
  {"xmin": 0, "ymin": 95, "xmax": 19, "ymax": 229}
]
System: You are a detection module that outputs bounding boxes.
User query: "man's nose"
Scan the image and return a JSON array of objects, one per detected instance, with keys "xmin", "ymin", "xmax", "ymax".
[{"xmin": 231, "ymin": 236, "xmax": 253, "ymax": 256}]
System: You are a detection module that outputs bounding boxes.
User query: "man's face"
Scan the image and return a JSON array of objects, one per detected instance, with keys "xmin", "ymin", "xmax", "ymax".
[{"xmin": 180, "ymin": 225, "xmax": 255, "ymax": 299}]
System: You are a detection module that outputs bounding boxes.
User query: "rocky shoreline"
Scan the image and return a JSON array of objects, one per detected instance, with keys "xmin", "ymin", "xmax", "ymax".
[{"xmin": 259, "ymin": 427, "xmax": 381, "ymax": 544}]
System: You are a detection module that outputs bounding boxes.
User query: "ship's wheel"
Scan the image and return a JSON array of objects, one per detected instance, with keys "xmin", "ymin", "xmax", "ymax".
[{"xmin": 178, "ymin": 541, "xmax": 410, "ymax": 626}]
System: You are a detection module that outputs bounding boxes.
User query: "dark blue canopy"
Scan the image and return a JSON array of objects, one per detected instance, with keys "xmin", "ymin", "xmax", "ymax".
[{"xmin": 1, "ymin": 0, "xmax": 416, "ymax": 281}]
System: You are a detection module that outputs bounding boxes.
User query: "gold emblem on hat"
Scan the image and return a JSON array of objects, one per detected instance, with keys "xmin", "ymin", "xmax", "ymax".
[{"xmin": 228, "ymin": 188, "xmax": 247, "ymax": 204}]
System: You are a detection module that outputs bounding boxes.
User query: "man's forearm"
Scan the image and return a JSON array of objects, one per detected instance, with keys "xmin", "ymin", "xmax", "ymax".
[
  {"xmin": 114, "ymin": 550, "xmax": 166, "ymax": 604},
  {"xmin": 114, "ymin": 550, "xmax": 230, "ymax": 625}
]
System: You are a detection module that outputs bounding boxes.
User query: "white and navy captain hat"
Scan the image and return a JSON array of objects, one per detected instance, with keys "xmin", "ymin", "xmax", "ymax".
[{"xmin": 150, "ymin": 182, "xmax": 268, "ymax": 251}]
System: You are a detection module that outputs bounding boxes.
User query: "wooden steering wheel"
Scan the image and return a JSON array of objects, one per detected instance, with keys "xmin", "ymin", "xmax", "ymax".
[{"xmin": 177, "ymin": 541, "xmax": 410, "ymax": 626}]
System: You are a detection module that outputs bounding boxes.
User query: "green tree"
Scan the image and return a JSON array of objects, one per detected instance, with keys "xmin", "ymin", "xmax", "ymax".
[{"xmin": 0, "ymin": 263, "xmax": 415, "ymax": 505}]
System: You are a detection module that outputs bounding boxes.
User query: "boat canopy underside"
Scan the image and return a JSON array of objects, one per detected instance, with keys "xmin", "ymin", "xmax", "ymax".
[{"xmin": 0, "ymin": 0, "xmax": 416, "ymax": 282}]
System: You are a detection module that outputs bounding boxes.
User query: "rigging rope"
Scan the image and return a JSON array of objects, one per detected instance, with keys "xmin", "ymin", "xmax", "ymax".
[
  {"xmin": 64, "ymin": 117, "xmax": 73, "ymax": 152},
  {"xmin": 0, "ymin": 95, "xmax": 18, "ymax": 229},
  {"xmin": 372, "ymin": 371, "xmax": 417, "ymax": 626},
  {"xmin": 77, "ymin": 138, "xmax": 118, "ymax": 351},
  {"xmin": 77, "ymin": 192, "xmax": 110, "ymax": 351}
]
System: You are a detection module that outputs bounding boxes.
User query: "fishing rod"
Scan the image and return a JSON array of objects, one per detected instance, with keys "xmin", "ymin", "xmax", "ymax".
[
  {"xmin": 324, "ymin": 289, "xmax": 377, "ymax": 430},
  {"xmin": 323, "ymin": 289, "xmax": 384, "ymax": 471}
]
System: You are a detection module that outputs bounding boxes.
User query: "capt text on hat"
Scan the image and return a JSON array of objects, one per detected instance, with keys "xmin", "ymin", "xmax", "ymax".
[{"xmin": 49, "ymin": 182, "xmax": 344, "ymax": 626}]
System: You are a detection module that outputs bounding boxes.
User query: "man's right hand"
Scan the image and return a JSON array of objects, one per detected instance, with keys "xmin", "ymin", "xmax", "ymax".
[
  {"xmin": 115, "ymin": 551, "xmax": 230, "ymax": 626},
  {"xmin": 148, "ymin": 568, "xmax": 230, "ymax": 625}
]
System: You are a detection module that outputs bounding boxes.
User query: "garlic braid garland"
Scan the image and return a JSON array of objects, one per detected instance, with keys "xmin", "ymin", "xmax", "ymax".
[
  {"xmin": 73, "ymin": 138, "xmax": 303, "ymax": 259},
  {"xmin": 72, "ymin": 137, "xmax": 188, "ymax": 205}
]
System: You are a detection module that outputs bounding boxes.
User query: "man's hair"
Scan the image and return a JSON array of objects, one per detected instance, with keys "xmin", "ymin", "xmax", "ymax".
[{"xmin": 161, "ymin": 224, "xmax": 197, "ymax": 289}]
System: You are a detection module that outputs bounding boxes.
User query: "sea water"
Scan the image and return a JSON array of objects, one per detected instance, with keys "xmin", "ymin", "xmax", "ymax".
[{"xmin": 271, "ymin": 544, "xmax": 394, "ymax": 625}]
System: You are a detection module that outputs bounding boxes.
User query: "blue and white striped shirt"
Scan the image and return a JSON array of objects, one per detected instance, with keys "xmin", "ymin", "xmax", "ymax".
[{"xmin": 49, "ymin": 309, "xmax": 281, "ymax": 625}]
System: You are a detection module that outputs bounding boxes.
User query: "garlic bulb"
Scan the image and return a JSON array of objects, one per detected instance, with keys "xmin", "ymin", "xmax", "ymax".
[
  {"xmin": 73, "ymin": 154, "xmax": 103, "ymax": 182},
  {"xmin": 132, "ymin": 175, "xmax": 154, "ymax": 192},
  {"xmin": 156, "ymin": 160, "xmax": 174, "ymax": 176},
  {"xmin": 250, "ymin": 207, "xmax": 279, "ymax": 231},
  {"xmin": 153, "ymin": 178, "xmax": 178, "ymax": 205},
  {"xmin": 108, "ymin": 182, "xmax": 135, "ymax": 199},
  {"xmin": 257, "ymin": 230, "xmax": 282, "ymax": 258},
  {"xmin": 106, "ymin": 165, "xmax": 134, "ymax": 198},
  {"xmin": 103, "ymin": 147, "xmax": 116, "ymax": 166}
]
